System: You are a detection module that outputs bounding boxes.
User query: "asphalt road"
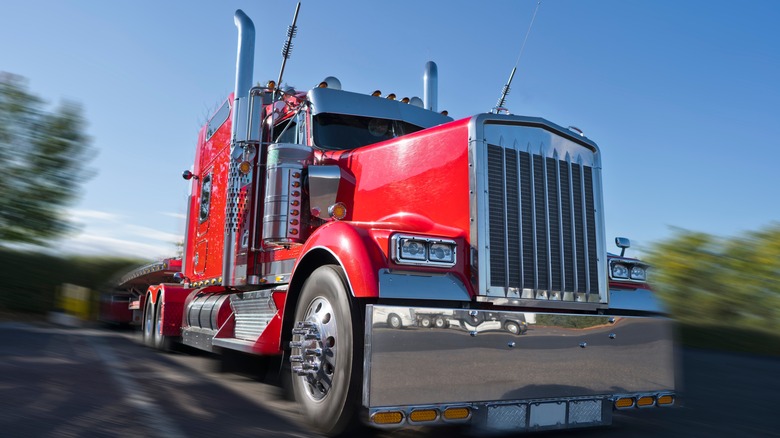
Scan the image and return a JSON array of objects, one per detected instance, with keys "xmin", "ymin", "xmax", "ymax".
[{"xmin": 1, "ymin": 321, "xmax": 778, "ymax": 437}]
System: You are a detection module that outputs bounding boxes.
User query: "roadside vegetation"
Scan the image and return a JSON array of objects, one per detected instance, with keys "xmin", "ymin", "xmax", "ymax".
[
  {"xmin": 647, "ymin": 224, "xmax": 780, "ymax": 356},
  {"xmin": 0, "ymin": 248, "xmax": 143, "ymax": 317}
]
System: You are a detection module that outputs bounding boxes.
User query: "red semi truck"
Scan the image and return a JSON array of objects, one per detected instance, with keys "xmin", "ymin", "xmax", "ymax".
[{"xmin": 110, "ymin": 7, "xmax": 675, "ymax": 436}]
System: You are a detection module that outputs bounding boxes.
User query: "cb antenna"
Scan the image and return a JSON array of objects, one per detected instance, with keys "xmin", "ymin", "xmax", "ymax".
[
  {"xmin": 493, "ymin": 1, "xmax": 542, "ymax": 114},
  {"xmin": 277, "ymin": 2, "xmax": 301, "ymax": 95}
]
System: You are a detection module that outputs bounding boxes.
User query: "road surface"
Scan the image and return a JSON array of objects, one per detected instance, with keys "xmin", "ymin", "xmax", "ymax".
[{"xmin": 0, "ymin": 321, "xmax": 778, "ymax": 437}]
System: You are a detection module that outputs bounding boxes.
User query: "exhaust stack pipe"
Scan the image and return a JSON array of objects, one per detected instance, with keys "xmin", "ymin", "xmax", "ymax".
[
  {"xmin": 423, "ymin": 61, "xmax": 438, "ymax": 112},
  {"xmin": 224, "ymin": 10, "xmax": 256, "ymax": 287},
  {"xmin": 232, "ymin": 9, "xmax": 255, "ymax": 143}
]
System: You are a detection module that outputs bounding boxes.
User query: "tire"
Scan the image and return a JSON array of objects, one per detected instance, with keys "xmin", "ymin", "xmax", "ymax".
[
  {"xmin": 153, "ymin": 296, "xmax": 173, "ymax": 351},
  {"xmin": 387, "ymin": 313, "xmax": 403, "ymax": 329},
  {"xmin": 142, "ymin": 296, "xmax": 155, "ymax": 347},
  {"xmin": 433, "ymin": 316, "xmax": 447, "ymax": 329},
  {"xmin": 419, "ymin": 315, "xmax": 432, "ymax": 328},
  {"xmin": 504, "ymin": 321, "xmax": 521, "ymax": 335},
  {"xmin": 290, "ymin": 265, "xmax": 362, "ymax": 436}
]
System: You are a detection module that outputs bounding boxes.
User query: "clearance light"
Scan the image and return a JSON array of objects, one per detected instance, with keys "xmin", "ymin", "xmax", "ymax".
[
  {"xmin": 372, "ymin": 90, "xmax": 382, "ymax": 97},
  {"xmin": 615, "ymin": 397, "xmax": 635, "ymax": 409},
  {"xmin": 238, "ymin": 161, "xmax": 251, "ymax": 175},
  {"xmin": 267, "ymin": 80, "xmax": 276, "ymax": 91},
  {"xmin": 443, "ymin": 407, "xmax": 470, "ymax": 421},
  {"xmin": 441, "ymin": 110, "xmax": 448, "ymax": 116},
  {"xmin": 386, "ymin": 93, "xmax": 396, "ymax": 100},
  {"xmin": 328, "ymin": 202, "xmax": 347, "ymax": 220},
  {"xmin": 372, "ymin": 411, "xmax": 403, "ymax": 425},
  {"xmin": 401, "ymin": 97, "xmax": 410, "ymax": 103},
  {"xmin": 657, "ymin": 395, "xmax": 675, "ymax": 406},
  {"xmin": 637, "ymin": 396, "xmax": 655, "ymax": 408},
  {"xmin": 318, "ymin": 76, "xmax": 341, "ymax": 90},
  {"xmin": 409, "ymin": 409, "xmax": 438, "ymax": 423}
]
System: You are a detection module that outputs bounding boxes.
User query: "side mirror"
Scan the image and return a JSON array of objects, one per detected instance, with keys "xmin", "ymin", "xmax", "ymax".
[{"xmin": 615, "ymin": 237, "xmax": 631, "ymax": 257}]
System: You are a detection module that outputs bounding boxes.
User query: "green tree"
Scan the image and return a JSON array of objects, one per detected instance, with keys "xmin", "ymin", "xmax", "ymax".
[
  {"xmin": 0, "ymin": 72, "xmax": 92, "ymax": 245},
  {"xmin": 648, "ymin": 224, "xmax": 780, "ymax": 331}
]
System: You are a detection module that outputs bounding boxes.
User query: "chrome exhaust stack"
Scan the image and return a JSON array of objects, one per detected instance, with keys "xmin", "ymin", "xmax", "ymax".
[
  {"xmin": 423, "ymin": 61, "xmax": 438, "ymax": 112},
  {"xmin": 223, "ymin": 9, "xmax": 256, "ymax": 287}
]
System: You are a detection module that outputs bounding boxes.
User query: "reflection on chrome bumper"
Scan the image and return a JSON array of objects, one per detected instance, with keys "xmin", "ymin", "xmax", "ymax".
[{"xmin": 364, "ymin": 305, "xmax": 675, "ymax": 430}]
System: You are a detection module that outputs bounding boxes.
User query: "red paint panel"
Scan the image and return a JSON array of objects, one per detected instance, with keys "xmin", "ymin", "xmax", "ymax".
[
  {"xmin": 184, "ymin": 96, "xmax": 233, "ymax": 282},
  {"xmin": 295, "ymin": 221, "xmax": 386, "ymax": 298}
]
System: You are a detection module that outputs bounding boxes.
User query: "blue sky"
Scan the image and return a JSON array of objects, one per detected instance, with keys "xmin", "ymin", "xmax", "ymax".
[{"xmin": 2, "ymin": 0, "xmax": 779, "ymax": 259}]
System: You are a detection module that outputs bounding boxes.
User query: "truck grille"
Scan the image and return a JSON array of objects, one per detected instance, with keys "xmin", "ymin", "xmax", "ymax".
[{"xmin": 486, "ymin": 144, "xmax": 599, "ymax": 296}]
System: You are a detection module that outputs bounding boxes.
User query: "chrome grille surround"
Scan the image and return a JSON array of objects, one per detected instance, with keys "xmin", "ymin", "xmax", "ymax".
[{"xmin": 469, "ymin": 115, "xmax": 607, "ymax": 306}]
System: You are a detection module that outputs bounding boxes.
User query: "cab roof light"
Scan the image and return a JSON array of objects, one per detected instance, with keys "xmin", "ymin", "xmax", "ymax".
[
  {"xmin": 386, "ymin": 93, "xmax": 396, "ymax": 100},
  {"xmin": 372, "ymin": 90, "xmax": 382, "ymax": 97}
]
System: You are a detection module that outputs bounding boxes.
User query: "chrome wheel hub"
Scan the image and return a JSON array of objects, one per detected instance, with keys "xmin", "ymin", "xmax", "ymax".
[{"xmin": 290, "ymin": 297, "xmax": 338, "ymax": 401}]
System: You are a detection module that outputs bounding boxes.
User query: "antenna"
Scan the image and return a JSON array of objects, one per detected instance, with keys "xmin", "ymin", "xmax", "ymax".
[
  {"xmin": 277, "ymin": 2, "xmax": 301, "ymax": 95},
  {"xmin": 492, "ymin": 1, "xmax": 542, "ymax": 114}
]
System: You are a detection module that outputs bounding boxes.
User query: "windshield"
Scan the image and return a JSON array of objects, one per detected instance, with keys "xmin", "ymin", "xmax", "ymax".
[{"xmin": 313, "ymin": 113, "xmax": 424, "ymax": 151}]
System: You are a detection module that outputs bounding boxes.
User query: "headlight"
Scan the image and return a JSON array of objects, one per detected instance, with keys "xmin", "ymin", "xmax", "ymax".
[
  {"xmin": 399, "ymin": 239, "xmax": 427, "ymax": 261},
  {"xmin": 611, "ymin": 263, "xmax": 629, "ymax": 279},
  {"xmin": 392, "ymin": 235, "xmax": 457, "ymax": 267},
  {"xmin": 630, "ymin": 266, "xmax": 647, "ymax": 281},
  {"xmin": 428, "ymin": 242, "xmax": 455, "ymax": 264}
]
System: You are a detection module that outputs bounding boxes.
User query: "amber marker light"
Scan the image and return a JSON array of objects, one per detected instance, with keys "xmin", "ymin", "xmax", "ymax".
[
  {"xmin": 637, "ymin": 396, "xmax": 655, "ymax": 408},
  {"xmin": 409, "ymin": 409, "xmax": 438, "ymax": 423},
  {"xmin": 328, "ymin": 202, "xmax": 347, "ymax": 220},
  {"xmin": 372, "ymin": 411, "xmax": 403, "ymax": 425},
  {"xmin": 238, "ymin": 161, "xmax": 251, "ymax": 175},
  {"xmin": 401, "ymin": 97, "xmax": 410, "ymax": 103},
  {"xmin": 386, "ymin": 93, "xmax": 396, "ymax": 100},
  {"xmin": 443, "ymin": 407, "xmax": 470, "ymax": 421},
  {"xmin": 372, "ymin": 90, "xmax": 382, "ymax": 97},
  {"xmin": 657, "ymin": 395, "xmax": 675, "ymax": 406},
  {"xmin": 615, "ymin": 397, "xmax": 634, "ymax": 409},
  {"xmin": 267, "ymin": 80, "xmax": 276, "ymax": 91},
  {"xmin": 318, "ymin": 81, "xmax": 328, "ymax": 88}
]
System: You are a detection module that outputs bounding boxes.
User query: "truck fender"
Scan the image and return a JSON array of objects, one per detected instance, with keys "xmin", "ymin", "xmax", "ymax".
[
  {"xmin": 280, "ymin": 221, "xmax": 385, "ymax": 346},
  {"xmin": 145, "ymin": 284, "xmax": 192, "ymax": 337},
  {"xmin": 293, "ymin": 220, "xmax": 385, "ymax": 299}
]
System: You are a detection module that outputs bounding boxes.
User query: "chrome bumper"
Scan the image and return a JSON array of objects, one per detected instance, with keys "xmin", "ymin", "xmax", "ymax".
[{"xmin": 364, "ymin": 305, "xmax": 676, "ymax": 430}]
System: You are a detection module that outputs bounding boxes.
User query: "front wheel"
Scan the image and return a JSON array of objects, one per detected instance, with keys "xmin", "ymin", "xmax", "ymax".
[{"xmin": 290, "ymin": 265, "xmax": 361, "ymax": 436}]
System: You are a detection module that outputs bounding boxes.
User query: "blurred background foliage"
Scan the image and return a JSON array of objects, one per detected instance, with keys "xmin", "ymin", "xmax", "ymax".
[
  {"xmin": 0, "ymin": 247, "xmax": 143, "ymax": 315},
  {"xmin": 647, "ymin": 224, "xmax": 780, "ymax": 355},
  {"xmin": 647, "ymin": 223, "xmax": 780, "ymax": 331},
  {"xmin": 0, "ymin": 72, "xmax": 92, "ymax": 245}
]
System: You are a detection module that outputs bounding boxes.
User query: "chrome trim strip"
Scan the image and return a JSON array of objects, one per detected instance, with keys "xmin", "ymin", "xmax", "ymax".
[
  {"xmin": 609, "ymin": 287, "xmax": 665, "ymax": 313},
  {"xmin": 377, "ymin": 269, "xmax": 470, "ymax": 301}
]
